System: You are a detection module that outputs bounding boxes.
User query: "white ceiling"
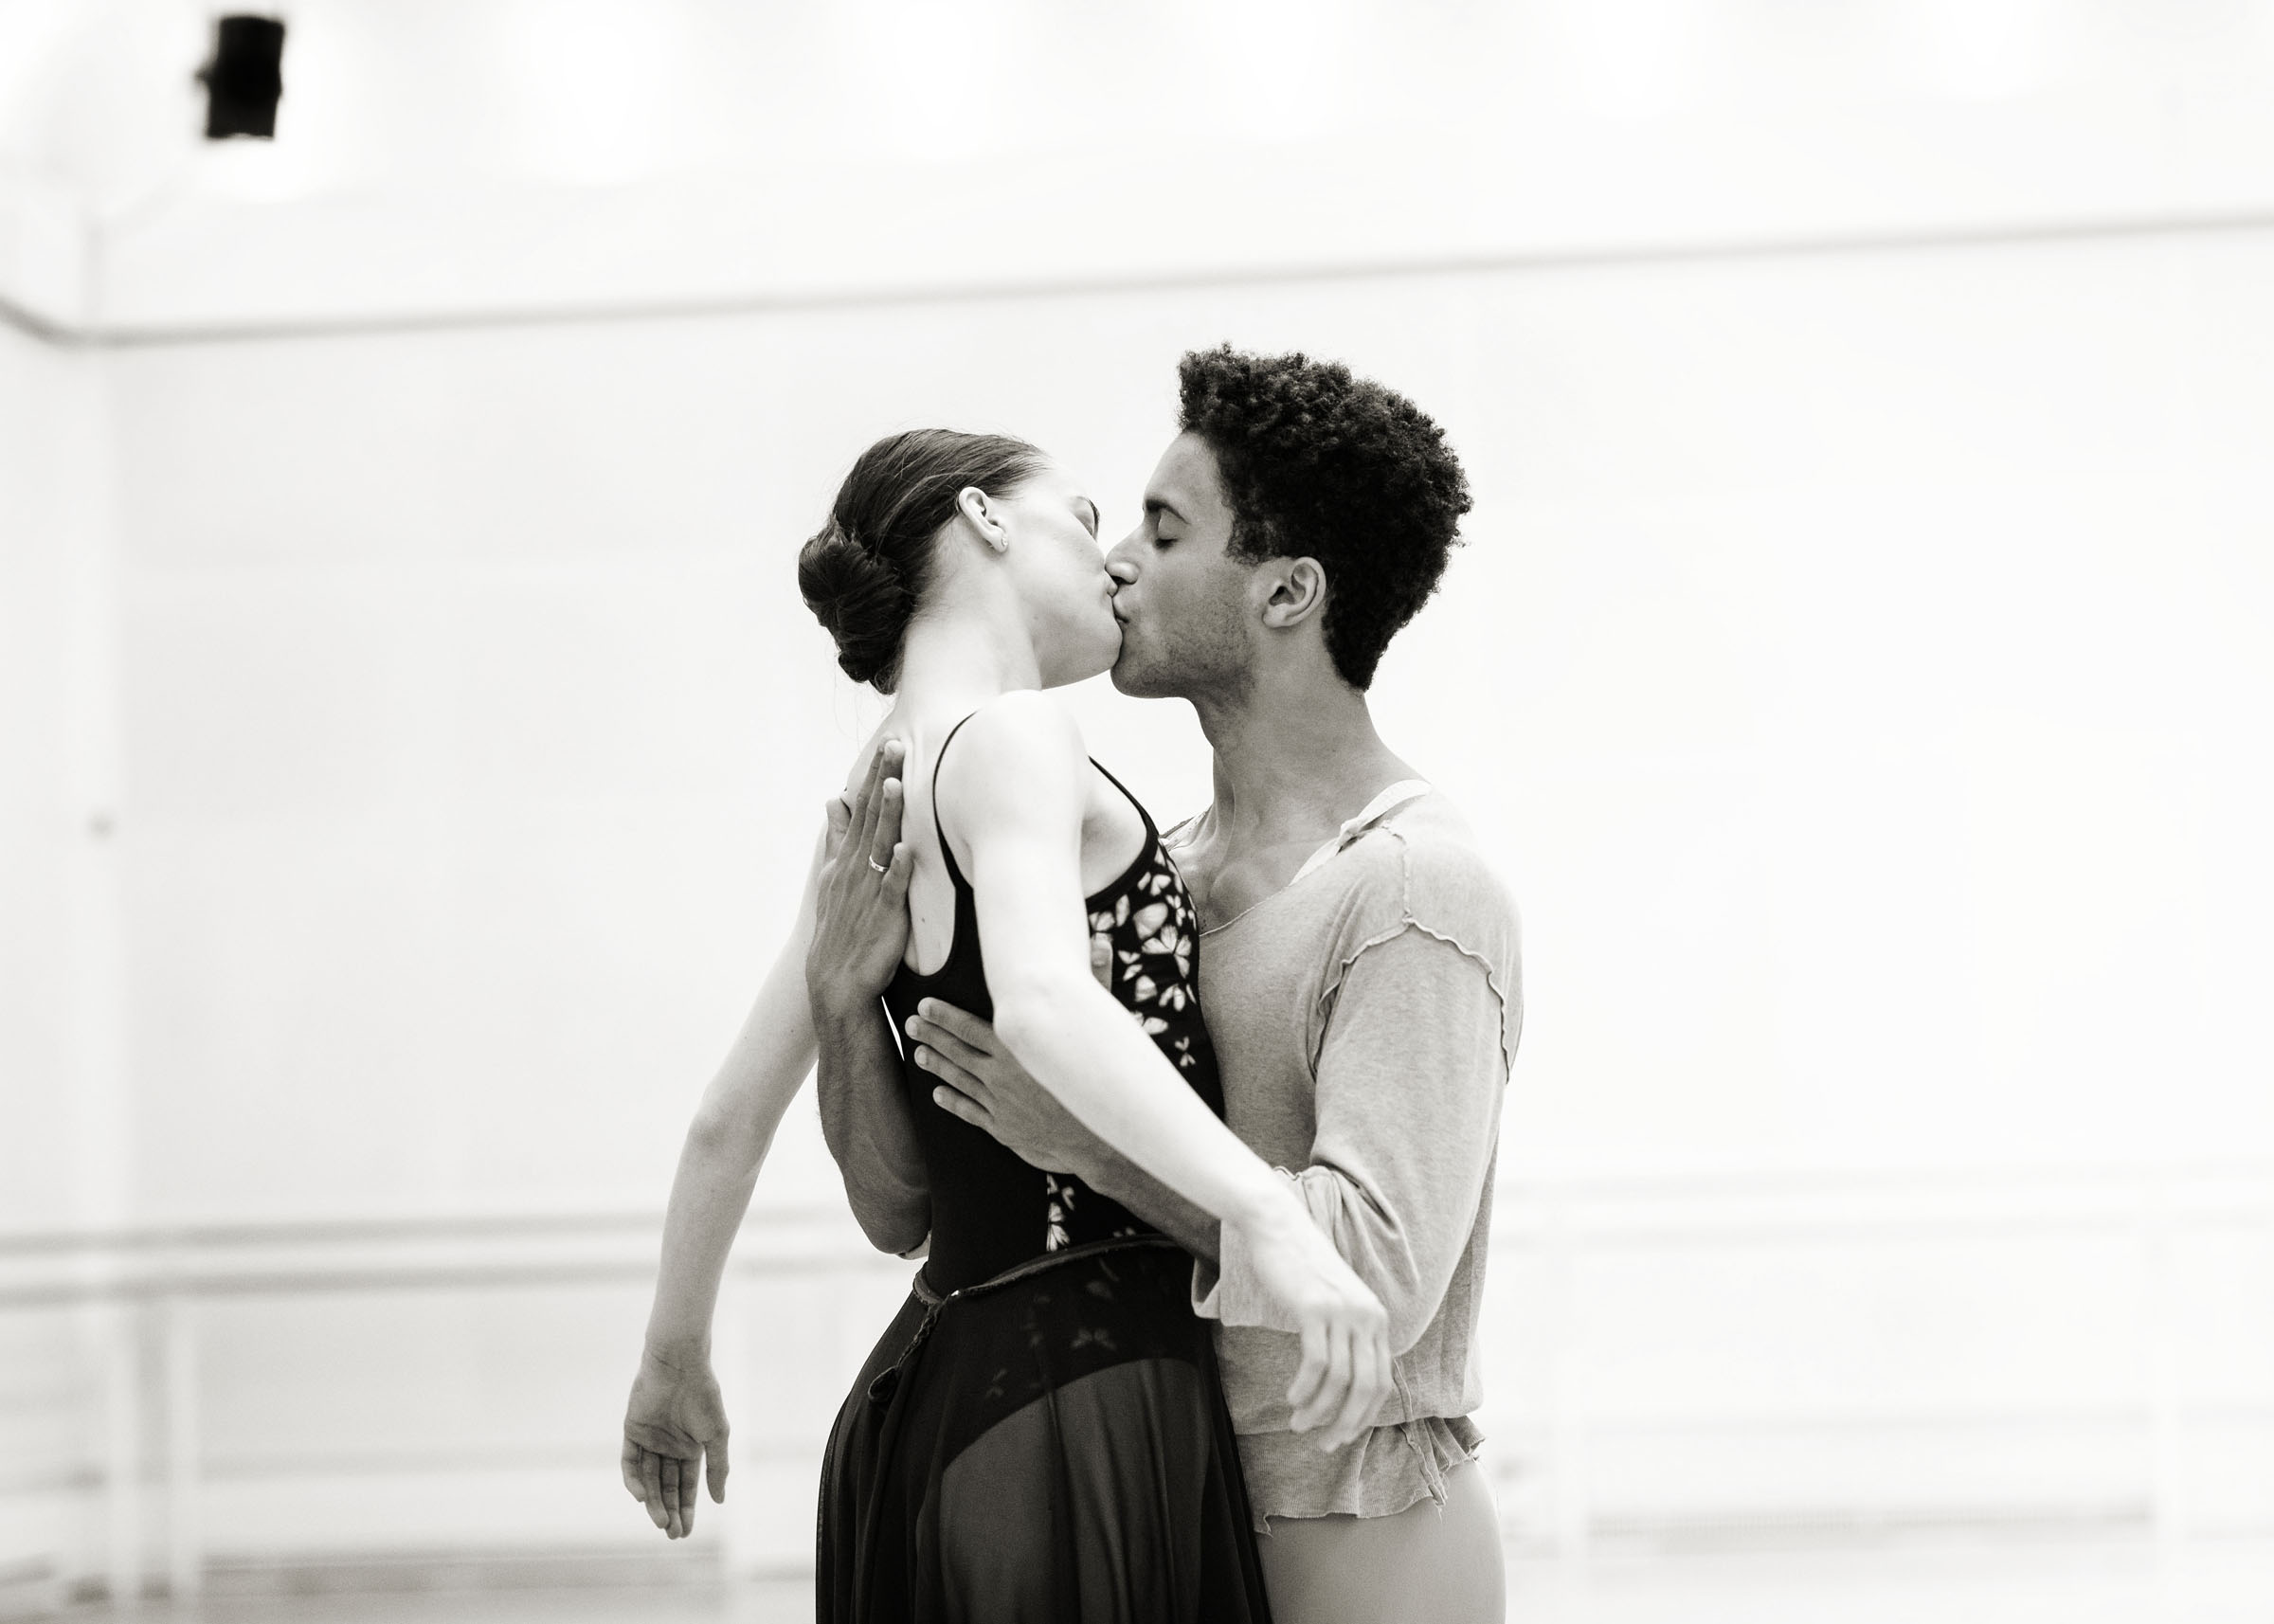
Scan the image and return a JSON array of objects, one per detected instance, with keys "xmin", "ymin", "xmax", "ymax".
[{"xmin": 4, "ymin": 0, "xmax": 2273, "ymax": 335}]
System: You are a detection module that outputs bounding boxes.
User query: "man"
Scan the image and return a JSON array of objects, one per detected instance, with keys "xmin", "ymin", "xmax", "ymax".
[{"xmin": 821, "ymin": 347, "xmax": 1519, "ymax": 1621}]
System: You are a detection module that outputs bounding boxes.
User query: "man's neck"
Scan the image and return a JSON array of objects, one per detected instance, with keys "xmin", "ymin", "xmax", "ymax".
[{"xmin": 1192, "ymin": 669, "xmax": 1416, "ymax": 852}]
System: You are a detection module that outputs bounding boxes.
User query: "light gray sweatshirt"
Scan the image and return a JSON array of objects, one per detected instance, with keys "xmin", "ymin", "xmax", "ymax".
[{"xmin": 1178, "ymin": 786, "xmax": 1522, "ymax": 1525}]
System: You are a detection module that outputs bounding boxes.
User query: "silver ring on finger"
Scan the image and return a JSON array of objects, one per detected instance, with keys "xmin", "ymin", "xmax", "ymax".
[{"xmin": 867, "ymin": 856, "xmax": 889, "ymax": 875}]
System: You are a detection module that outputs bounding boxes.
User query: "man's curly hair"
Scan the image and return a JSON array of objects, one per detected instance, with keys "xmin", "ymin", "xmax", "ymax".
[{"xmin": 1178, "ymin": 345, "xmax": 1471, "ymax": 690}]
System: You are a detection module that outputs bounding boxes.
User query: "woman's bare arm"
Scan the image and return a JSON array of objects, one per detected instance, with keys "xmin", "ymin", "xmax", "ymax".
[
  {"xmin": 623, "ymin": 823, "xmax": 828, "ymax": 1539},
  {"xmin": 941, "ymin": 692, "xmax": 1393, "ymax": 1448}
]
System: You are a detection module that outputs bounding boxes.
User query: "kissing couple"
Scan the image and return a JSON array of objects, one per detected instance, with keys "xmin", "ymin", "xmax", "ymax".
[{"xmin": 624, "ymin": 345, "xmax": 1520, "ymax": 1623}]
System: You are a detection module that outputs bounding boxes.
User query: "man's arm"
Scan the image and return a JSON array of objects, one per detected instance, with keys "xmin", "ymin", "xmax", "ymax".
[
  {"xmin": 806, "ymin": 741, "xmax": 929, "ymax": 1255},
  {"xmin": 905, "ymin": 995, "xmax": 1219, "ymax": 1260},
  {"xmin": 1201, "ymin": 923, "xmax": 1509, "ymax": 1354},
  {"xmin": 913, "ymin": 872, "xmax": 1513, "ymax": 1355}
]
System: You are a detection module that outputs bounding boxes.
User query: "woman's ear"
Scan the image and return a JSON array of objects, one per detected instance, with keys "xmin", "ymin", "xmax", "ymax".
[
  {"xmin": 1257, "ymin": 556, "xmax": 1328, "ymax": 629},
  {"xmin": 957, "ymin": 486, "xmax": 1011, "ymax": 553}
]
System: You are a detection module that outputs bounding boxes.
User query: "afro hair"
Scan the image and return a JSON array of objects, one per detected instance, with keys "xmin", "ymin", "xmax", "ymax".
[{"xmin": 1177, "ymin": 345, "xmax": 1471, "ymax": 690}]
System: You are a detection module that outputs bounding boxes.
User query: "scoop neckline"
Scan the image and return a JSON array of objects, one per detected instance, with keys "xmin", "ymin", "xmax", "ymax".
[{"xmin": 1181, "ymin": 780, "xmax": 1434, "ymax": 940}]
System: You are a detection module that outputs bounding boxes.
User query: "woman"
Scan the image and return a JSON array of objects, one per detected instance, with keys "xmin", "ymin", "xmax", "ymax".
[{"xmin": 621, "ymin": 429, "xmax": 1392, "ymax": 1620}]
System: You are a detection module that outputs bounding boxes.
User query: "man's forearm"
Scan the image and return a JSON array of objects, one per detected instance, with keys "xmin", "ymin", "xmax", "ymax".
[
  {"xmin": 1078, "ymin": 1145, "xmax": 1221, "ymax": 1263},
  {"xmin": 813, "ymin": 997, "xmax": 930, "ymax": 1254}
]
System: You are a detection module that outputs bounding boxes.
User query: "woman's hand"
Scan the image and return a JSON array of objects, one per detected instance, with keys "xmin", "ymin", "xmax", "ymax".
[
  {"xmin": 621, "ymin": 1345, "xmax": 730, "ymax": 1539},
  {"xmin": 806, "ymin": 740, "xmax": 914, "ymax": 1017},
  {"xmin": 1233, "ymin": 1190, "xmax": 1396, "ymax": 1453}
]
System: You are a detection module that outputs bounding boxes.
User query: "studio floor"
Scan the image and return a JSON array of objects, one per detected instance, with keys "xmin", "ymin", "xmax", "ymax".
[{"xmin": 56, "ymin": 1534, "xmax": 2274, "ymax": 1624}]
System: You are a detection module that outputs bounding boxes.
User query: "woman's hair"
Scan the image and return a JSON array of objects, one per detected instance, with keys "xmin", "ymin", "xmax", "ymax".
[{"xmin": 798, "ymin": 428, "xmax": 1048, "ymax": 692}]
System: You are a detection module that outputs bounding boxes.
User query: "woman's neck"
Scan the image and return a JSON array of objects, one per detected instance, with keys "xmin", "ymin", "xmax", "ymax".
[{"xmin": 892, "ymin": 605, "xmax": 1041, "ymax": 723}]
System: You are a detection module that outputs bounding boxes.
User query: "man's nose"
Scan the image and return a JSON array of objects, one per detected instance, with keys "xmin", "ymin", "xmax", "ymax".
[{"xmin": 1105, "ymin": 535, "xmax": 1141, "ymax": 582}]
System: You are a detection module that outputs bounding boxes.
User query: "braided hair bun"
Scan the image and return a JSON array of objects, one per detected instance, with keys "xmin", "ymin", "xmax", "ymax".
[{"xmin": 798, "ymin": 518, "xmax": 911, "ymax": 687}]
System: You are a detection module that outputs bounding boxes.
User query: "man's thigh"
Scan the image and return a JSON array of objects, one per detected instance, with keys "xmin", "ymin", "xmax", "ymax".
[{"xmin": 1256, "ymin": 1458, "xmax": 1505, "ymax": 1624}]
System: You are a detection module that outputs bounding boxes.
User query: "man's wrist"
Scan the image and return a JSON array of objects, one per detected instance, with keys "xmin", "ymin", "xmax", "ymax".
[
  {"xmin": 808, "ymin": 983, "xmax": 880, "ymax": 1033},
  {"xmin": 1067, "ymin": 1143, "xmax": 1127, "ymax": 1202}
]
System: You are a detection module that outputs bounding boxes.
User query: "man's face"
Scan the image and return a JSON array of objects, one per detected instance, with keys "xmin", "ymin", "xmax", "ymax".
[{"xmin": 1106, "ymin": 434, "xmax": 1255, "ymax": 700}]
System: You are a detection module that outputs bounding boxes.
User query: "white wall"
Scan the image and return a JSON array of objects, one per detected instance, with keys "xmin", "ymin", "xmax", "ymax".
[
  {"xmin": 99, "ymin": 233, "xmax": 2274, "ymax": 1221},
  {"xmin": 0, "ymin": 320, "xmax": 121, "ymax": 1604},
  {"xmin": 70, "ymin": 227, "xmax": 2274, "ymax": 1572}
]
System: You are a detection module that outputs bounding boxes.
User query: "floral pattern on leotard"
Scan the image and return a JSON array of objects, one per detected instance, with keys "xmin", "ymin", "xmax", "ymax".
[
  {"xmin": 1041, "ymin": 839, "xmax": 1218, "ymax": 1252},
  {"xmin": 1089, "ymin": 861, "xmax": 1202, "ymax": 1061}
]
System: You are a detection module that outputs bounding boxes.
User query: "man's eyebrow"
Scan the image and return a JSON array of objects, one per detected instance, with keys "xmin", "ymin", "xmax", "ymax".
[{"xmin": 1143, "ymin": 496, "xmax": 1186, "ymax": 522}]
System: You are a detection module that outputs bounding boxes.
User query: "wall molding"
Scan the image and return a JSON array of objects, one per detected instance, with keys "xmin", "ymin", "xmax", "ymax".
[{"xmin": 5, "ymin": 207, "xmax": 2272, "ymax": 352}]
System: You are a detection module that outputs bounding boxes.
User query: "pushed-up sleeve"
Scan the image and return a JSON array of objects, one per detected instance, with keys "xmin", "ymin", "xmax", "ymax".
[{"xmin": 1199, "ymin": 840, "xmax": 1516, "ymax": 1351}]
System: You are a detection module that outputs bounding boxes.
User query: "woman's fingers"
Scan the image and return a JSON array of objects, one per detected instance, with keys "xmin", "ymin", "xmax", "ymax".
[
  {"xmin": 849, "ymin": 737, "xmax": 900, "ymax": 859},
  {"xmin": 851, "ymin": 745, "xmax": 888, "ymax": 855},
  {"xmin": 1307, "ymin": 1314, "xmax": 1355, "ymax": 1435},
  {"xmin": 1324, "ymin": 1323, "xmax": 1387, "ymax": 1450},
  {"xmin": 640, "ymin": 1450, "xmax": 666, "ymax": 1530},
  {"xmin": 659, "ymin": 1455, "xmax": 682, "ymax": 1538},
  {"xmin": 621, "ymin": 1437, "xmax": 647, "ymax": 1502},
  {"xmin": 1287, "ymin": 1317, "xmax": 1330, "ymax": 1420},
  {"xmin": 866, "ymin": 778, "xmax": 903, "ymax": 872},
  {"xmin": 1298, "ymin": 1326, "xmax": 1344, "ymax": 1440},
  {"xmin": 706, "ymin": 1435, "xmax": 731, "ymax": 1504},
  {"xmin": 676, "ymin": 1459, "xmax": 697, "ymax": 1537}
]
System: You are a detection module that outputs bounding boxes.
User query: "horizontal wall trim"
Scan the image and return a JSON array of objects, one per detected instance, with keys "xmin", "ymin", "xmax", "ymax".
[
  {"xmin": 5, "ymin": 208, "xmax": 2273, "ymax": 352},
  {"xmin": 5, "ymin": 1159, "xmax": 2266, "ymax": 1254},
  {"xmin": 0, "ymin": 1249, "xmax": 911, "ymax": 1311},
  {"xmin": 199, "ymin": 1545, "xmax": 731, "ymax": 1595},
  {"xmin": 0, "ymin": 1206, "xmax": 719, "ymax": 1256},
  {"xmin": 4, "ymin": 1163, "xmax": 2268, "ymax": 1309}
]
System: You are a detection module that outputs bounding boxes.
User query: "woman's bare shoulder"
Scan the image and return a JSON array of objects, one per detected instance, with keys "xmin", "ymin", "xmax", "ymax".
[
  {"xmin": 931, "ymin": 693, "xmax": 1090, "ymax": 834},
  {"xmin": 948, "ymin": 692, "xmax": 1085, "ymax": 776}
]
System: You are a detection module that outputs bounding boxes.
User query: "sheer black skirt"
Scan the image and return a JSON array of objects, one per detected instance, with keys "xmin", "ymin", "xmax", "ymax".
[{"xmin": 818, "ymin": 1236, "xmax": 1272, "ymax": 1624}]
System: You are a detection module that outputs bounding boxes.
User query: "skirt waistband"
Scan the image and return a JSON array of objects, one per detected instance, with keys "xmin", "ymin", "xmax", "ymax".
[{"xmin": 911, "ymin": 1232, "xmax": 1183, "ymax": 1309}]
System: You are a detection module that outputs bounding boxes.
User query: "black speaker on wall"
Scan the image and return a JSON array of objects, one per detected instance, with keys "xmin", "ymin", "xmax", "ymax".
[{"xmin": 199, "ymin": 15, "xmax": 286, "ymax": 139}]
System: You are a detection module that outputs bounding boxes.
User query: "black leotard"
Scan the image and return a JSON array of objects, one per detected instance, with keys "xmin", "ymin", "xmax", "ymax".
[{"xmin": 882, "ymin": 712, "xmax": 1225, "ymax": 1295}]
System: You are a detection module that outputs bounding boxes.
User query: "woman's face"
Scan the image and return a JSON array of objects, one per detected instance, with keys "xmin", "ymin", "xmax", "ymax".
[{"xmin": 997, "ymin": 460, "xmax": 1122, "ymax": 687}]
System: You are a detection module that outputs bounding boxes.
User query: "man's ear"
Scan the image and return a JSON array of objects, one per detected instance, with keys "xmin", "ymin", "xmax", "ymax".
[
  {"xmin": 1257, "ymin": 556, "xmax": 1328, "ymax": 629},
  {"xmin": 956, "ymin": 486, "xmax": 1011, "ymax": 553}
]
